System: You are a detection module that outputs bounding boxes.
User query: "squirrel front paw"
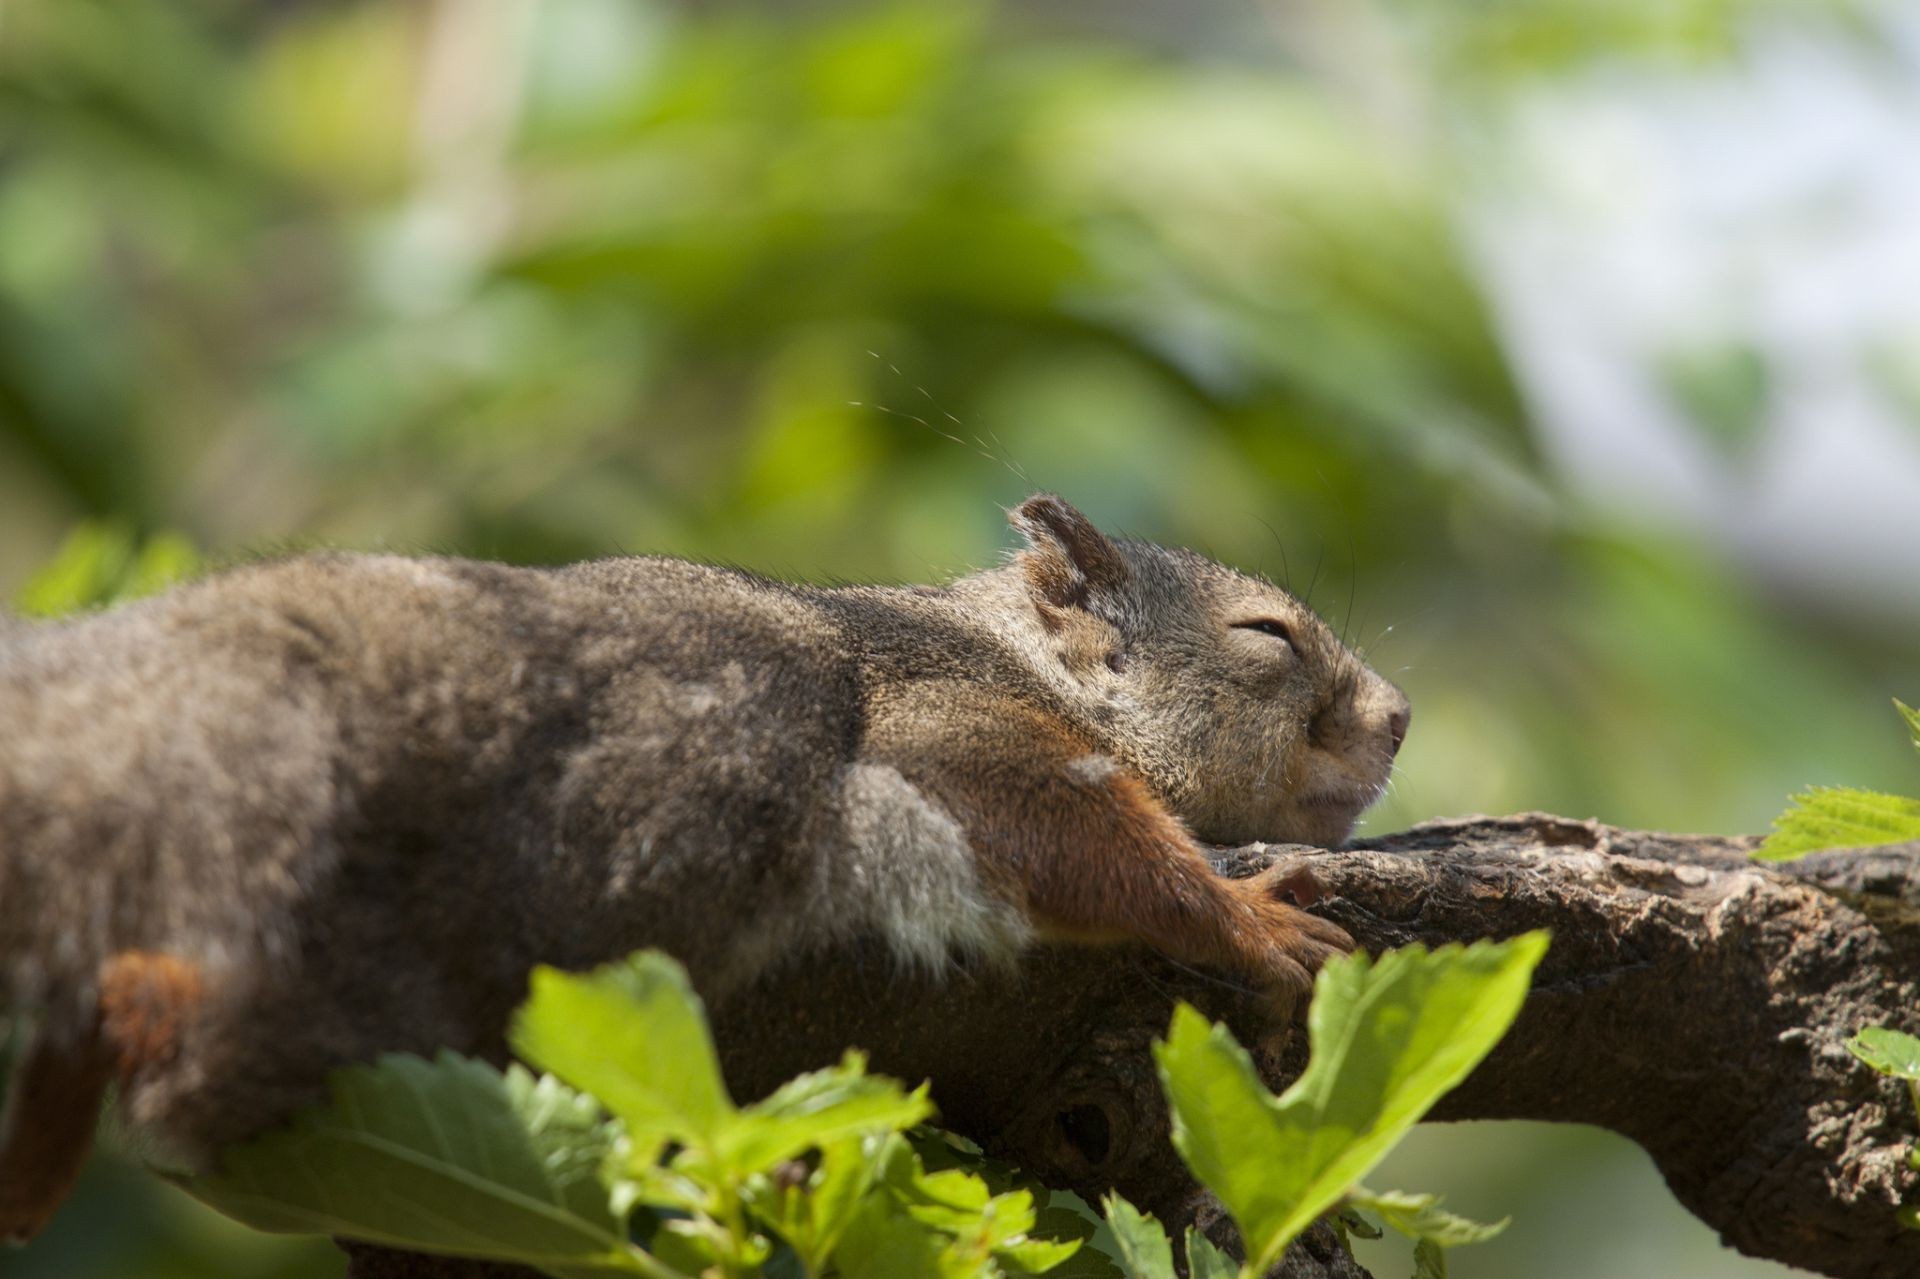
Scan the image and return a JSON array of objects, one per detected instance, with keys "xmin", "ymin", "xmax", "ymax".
[{"xmin": 1234, "ymin": 862, "xmax": 1354, "ymax": 1003}]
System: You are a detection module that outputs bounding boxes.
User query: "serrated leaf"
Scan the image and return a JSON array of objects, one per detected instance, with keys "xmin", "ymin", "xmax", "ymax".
[
  {"xmin": 1039, "ymin": 1244, "xmax": 1126, "ymax": 1279},
  {"xmin": 877, "ymin": 1138, "xmax": 1076, "ymax": 1271},
  {"xmin": 1898, "ymin": 700, "xmax": 1920, "ymax": 757},
  {"xmin": 1100, "ymin": 1195, "xmax": 1176, "ymax": 1279},
  {"xmin": 182, "ymin": 1053, "xmax": 652, "ymax": 1278},
  {"xmin": 1848, "ymin": 1027, "xmax": 1920, "ymax": 1082},
  {"xmin": 745, "ymin": 1133, "xmax": 890, "ymax": 1275},
  {"xmin": 895, "ymin": 1133, "xmax": 1105, "ymax": 1275},
  {"xmin": 1029, "ymin": 1197, "xmax": 1121, "ymax": 1279},
  {"xmin": 1338, "ymin": 1208, "xmax": 1384, "ymax": 1240},
  {"xmin": 512, "ymin": 953, "xmax": 733, "ymax": 1149},
  {"xmin": 1755, "ymin": 787, "xmax": 1920, "ymax": 861},
  {"xmin": 998, "ymin": 1234, "xmax": 1084, "ymax": 1274},
  {"xmin": 718, "ymin": 1051, "xmax": 932, "ymax": 1174},
  {"xmin": 1154, "ymin": 934, "xmax": 1548, "ymax": 1275},
  {"xmin": 1182, "ymin": 1227, "xmax": 1237, "ymax": 1279},
  {"xmin": 1345, "ymin": 1188, "xmax": 1507, "ymax": 1249},
  {"xmin": 836, "ymin": 1192, "xmax": 996, "ymax": 1279}
]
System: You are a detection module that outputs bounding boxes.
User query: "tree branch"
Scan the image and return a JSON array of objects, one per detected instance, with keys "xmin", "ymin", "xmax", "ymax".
[{"xmin": 340, "ymin": 815, "xmax": 1920, "ymax": 1279}]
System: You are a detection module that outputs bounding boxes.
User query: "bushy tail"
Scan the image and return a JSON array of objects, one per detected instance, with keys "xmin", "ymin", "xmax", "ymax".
[{"xmin": 0, "ymin": 604, "xmax": 335, "ymax": 1024}]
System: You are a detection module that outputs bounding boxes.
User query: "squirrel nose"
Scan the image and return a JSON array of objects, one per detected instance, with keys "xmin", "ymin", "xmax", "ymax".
[{"xmin": 1386, "ymin": 704, "xmax": 1411, "ymax": 757}]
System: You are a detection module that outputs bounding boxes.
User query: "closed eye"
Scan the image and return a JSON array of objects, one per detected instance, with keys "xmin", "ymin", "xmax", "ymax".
[{"xmin": 1234, "ymin": 619, "xmax": 1293, "ymax": 645}]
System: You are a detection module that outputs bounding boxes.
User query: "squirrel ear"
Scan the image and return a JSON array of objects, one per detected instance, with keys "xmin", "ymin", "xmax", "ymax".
[{"xmin": 1010, "ymin": 494, "xmax": 1130, "ymax": 610}]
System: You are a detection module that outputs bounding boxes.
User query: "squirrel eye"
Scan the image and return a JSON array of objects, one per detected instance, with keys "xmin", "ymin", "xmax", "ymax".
[{"xmin": 1234, "ymin": 619, "xmax": 1294, "ymax": 645}]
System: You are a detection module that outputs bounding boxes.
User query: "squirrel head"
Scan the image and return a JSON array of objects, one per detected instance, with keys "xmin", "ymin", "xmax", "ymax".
[{"xmin": 1009, "ymin": 493, "xmax": 1410, "ymax": 848}]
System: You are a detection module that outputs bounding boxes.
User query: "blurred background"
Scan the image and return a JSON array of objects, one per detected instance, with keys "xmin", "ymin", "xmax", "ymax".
[{"xmin": 2, "ymin": 0, "xmax": 1916, "ymax": 1274}]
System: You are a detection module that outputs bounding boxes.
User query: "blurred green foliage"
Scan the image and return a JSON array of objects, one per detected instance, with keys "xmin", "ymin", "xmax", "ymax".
[
  {"xmin": 0, "ymin": 0, "xmax": 1899, "ymax": 1276},
  {"xmin": 13, "ymin": 522, "xmax": 199, "ymax": 616}
]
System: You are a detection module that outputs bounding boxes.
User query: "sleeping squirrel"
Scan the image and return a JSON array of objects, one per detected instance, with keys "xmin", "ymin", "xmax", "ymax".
[{"xmin": 0, "ymin": 494, "xmax": 1408, "ymax": 1242}]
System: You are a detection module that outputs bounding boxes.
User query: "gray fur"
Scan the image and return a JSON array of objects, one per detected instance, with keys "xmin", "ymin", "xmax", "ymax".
[{"xmin": 0, "ymin": 499, "xmax": 1406, "ymax": 1160}]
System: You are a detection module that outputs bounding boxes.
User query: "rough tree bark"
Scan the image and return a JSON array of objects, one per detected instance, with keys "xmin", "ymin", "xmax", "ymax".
[{"xmin": 339, "ymin": 814, "xmax": 1920, "ymax": 1279}]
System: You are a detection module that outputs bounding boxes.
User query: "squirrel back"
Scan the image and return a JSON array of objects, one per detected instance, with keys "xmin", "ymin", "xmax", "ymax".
[{"xmin": 0, "ymin": 495, "xmax": 1407, "ymax": 1240}]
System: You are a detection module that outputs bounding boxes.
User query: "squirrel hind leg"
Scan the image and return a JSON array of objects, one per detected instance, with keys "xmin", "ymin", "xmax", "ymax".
[
  {"xmin": 0, "ymin": 951, "xmax": 206, "ymax": 1245},
  {"xmin": 97, "ymin": 951, "xmax": 206, "ymax": 1080}
]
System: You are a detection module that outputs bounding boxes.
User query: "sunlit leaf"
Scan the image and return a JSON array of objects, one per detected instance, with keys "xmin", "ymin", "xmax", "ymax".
[
  {"xmin": 1100, "ymin": 1195, "xmax": 1175, "ymax": 1279},
  {"xmin": 14, "ymin": 523, "xmax": 133, "ymax": 617},
  {"xmin": 1154, "ymin": 934, "xmax": 1548, "ymax": 1274},
  {"xmin": 746, "ymin": 1134, "xmax": 890, "ymax": 1275},
  {"xmin": 1345, "ymin": 1187, "xmax": 1507, "ymax": 1249},
  {"xmin": 182, "ymin": 1054, "xmax": 653, "ymax": 1278},
  {"xmin": 1755, "ymin": 786, "xmax": 1920, "ymax": 860},
  {"xmin": 1182, "ymin": 1228, "xmax": 1237, "ymax": 1279},
  {"xmin": 719, "ymin": 1052, "xmax": 932, "ymax": 1174},
  {"xmin": 834, "ymin": 1193, "xmax": 975, "ymax": 1279},
  {"xmin": 511, "ymin": 953, "xmax": 733, "ymax": 1149},
  {"xmin": 1848, "ymin": 1027, "xmax": 1920, "ymax": 1082},
  {"xmin": 118, "ymin": 530, "xmax": 201, "ymax": 599},
  {"xmin": 1897, "ymin": 700, "xmax": 1920, "ymax": 756}
]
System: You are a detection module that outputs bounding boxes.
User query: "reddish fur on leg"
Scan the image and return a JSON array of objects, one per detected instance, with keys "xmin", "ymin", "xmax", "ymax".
[
  {"xmin": 1030, "ymin": 770, "xmax": 1351, "ymax": 998},
  {"xmin": 0, "ymin": 951, "xmax": 204, "ymax": 1245},
  {"xmin": 98, "ymin": 951, "xmax": 205, "ymax": 1081},
  {"xmin": 893, "ymin": 700, "xmax": 1352, "ymax": 1002}
]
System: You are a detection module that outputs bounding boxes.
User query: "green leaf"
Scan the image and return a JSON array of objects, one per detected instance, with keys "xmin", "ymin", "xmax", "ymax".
[
  {"xmin": 835, "ymin": 1194, "xmax": 981, "ymax": 1279},
  {"xmin": 1099, "ymin": 1195, "xmax": 1176, "ymax": 1279},
  {"xmin": 876, "ymin": 1137, "xmax": 1078, "ymax": 1272},
  {"xmin": 1898, "ymin": 700, "xmax": 1920, "ymax": 757},
  {"xmin": 1345, "ymin": 1188, "xmax": 1507, "ymax": 1249},
  {"xmin": 1026, "ymin": 1197, "xmax": 1121, "ymax": 1279},
  {"xmin": 1039, "ymin": 1245, "xmax": 1126, "ymax": 1279},
  {"xmin": 897, "ymin": 1132, "xmax": 1112, "ymax": 1276},
  {"xmin": 118, "ymin": 529, "xmax": 201, "ymax": 599},
  {"xmin": 998, "ymin": 1235, "xmax": 1084, "ymax": 1274},
  {"xmin": 718, "ymin": 1050, "xmax": 932, "ymax": 1174},
  {"xmin": 13, "ymin": 523, "xmax": 201, "ymax": 616},
  {"xmin": 1413, "ymin": 1237, "xmax": 1447, "ymax": 1279},
  {"xmin": 511, "ymin": 953, "xmax": 734, "ymax": 1150},
  {"xmin": 1182, "ymin": 1228, "xmax": 1237, "ymax": 1279},
  {"xmin": 14, "ymin": 523, "xmax": 133, "ymax": 617},
  {"xmin": 1337, "ymin": 1208, "xmax": 1384, "ymax": 1241},
  {"xmin": 1154, "ymin": 934, "xmax": 1548, "ymax": 1275},
  {"xmin": 1755, "ymin": 786, "xmax": 1920, "ymax": 861},
  {"xmin": 745, "ymin": 1133, "xmax": 890, "ymax": 1274},
  {"xmin": 1848, "ymin": 1028, "xmax": 1920, "ymax": 1082},
  {"xmin": 183, "ymin": 1053, "xmax": 656, "ymax": 1279}
]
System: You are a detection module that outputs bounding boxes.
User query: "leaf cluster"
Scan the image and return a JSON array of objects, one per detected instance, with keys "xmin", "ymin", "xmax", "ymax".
[
  {"xmin": 186, "ymin": 937, "xmax": 1548, "ymax": 1279},
  {"xmin": 191, "ymin": 954, "xmax": 1086, "ymax": 1279}
]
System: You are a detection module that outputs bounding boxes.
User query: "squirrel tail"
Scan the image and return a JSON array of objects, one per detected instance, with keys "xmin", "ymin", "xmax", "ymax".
[
  {"xmin": 0, "ymin": 607, "xmax": 339, "ymax": 1242},
  {"xmin": 0, "ymin": 609, "xmax": 329, "ymax": 1027}
]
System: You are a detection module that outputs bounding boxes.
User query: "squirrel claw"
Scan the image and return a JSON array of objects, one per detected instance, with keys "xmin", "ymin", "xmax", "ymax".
[
  {"xmin": 1260, "ymin": 860, "xmax": 1328, "ymax": 908},
  {"xmin": 1250, "ymin": 862, "xmax": 1355, "ymax": 953}
]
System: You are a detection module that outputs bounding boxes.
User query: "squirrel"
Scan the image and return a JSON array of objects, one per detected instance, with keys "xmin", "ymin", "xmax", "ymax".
[{"xmin": 0, "ymin": 493, "xmax": 1408, "ymax": 1243}]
